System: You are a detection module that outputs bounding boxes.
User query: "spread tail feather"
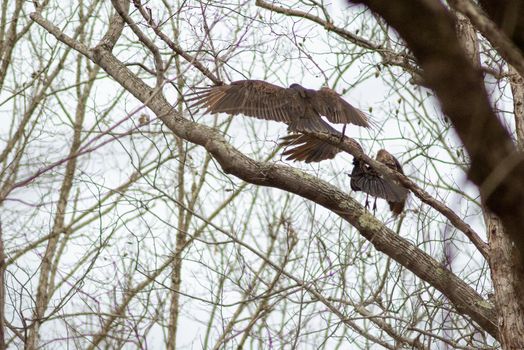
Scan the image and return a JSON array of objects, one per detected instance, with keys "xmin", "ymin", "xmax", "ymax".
[
  {"xmin": 388, "ymin": 199, "xmax": 406, "ymax": 216},
  {"xmin": 279, "ymin": 134, "xmax": 341, "ymax": 163}
]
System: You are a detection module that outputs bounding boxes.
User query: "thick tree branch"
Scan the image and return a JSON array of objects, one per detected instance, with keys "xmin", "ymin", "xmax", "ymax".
[{"xmin": 97, "ymin": 0, "xmax": 129, "ymax": 51}]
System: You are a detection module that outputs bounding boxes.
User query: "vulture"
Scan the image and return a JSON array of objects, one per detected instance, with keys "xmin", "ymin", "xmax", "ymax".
[
  {"xmin": 279, "ymin": 134, "xmax": 408, "ymax": 214},
  {"xmin": 350, "ymin": 149, "xmax": 408, "ymax": 216},
  {"xmin": 187, "ymin": 79, "xmax": 370, "ymax": 162}
]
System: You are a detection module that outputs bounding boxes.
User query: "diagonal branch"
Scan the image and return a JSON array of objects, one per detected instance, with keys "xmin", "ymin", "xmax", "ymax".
[{"xmin": 255, "ymin": 0, "xmax": 422, "ymax": 81}]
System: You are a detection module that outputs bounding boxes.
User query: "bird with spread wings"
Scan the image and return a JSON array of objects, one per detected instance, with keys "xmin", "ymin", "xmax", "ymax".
[
  {"xmin": 187, "ymin": 79, "xmax": 369, "ymax": 163},
  {"xmin": 188, "ymin": 79, "xmax": 408, "ymax": 214}
]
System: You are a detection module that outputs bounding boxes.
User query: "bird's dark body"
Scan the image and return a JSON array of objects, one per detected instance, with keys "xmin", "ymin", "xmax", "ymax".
[
  {"xmin": 288, "ymin": 84, "xmax": 330, "ymax": 133},
  {"xmin": 350, "ymin": 149, "xmax": 408, "ymax": 216},
  {"xmin": 289, "ymin": 83, "xmax": 315, "ymax": 99}
]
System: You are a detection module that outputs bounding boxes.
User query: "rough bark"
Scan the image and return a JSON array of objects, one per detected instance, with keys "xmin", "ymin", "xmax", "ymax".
[
  {"xmin": 457, "ymin": 10, "xmax": 524, "ymax": 348},
  {"xmin": 486, "ymin": 213, "xmax": 524, "ymax": 349},
  {"xmin": 511, "ymin": 66, "xmax": 524, "ymax": 150},
  {"xmin": 484, "ymin": 65, "xmax": 524, "ymax": 349},
  {"xmin": 166, "ymin": 120, "xmax": 187, "ymax": 350}
]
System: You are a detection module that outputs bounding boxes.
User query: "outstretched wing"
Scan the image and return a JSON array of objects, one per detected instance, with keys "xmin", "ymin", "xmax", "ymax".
[
  {"xmin": 310, "ymin": 87, "xmax": 370, "ymax": 127},
  {"xmin": 186, "ymin": 80, "xmax": 303, "ymax": 123}
]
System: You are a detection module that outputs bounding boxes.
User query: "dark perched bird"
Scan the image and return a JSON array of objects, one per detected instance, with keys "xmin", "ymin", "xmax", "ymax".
[
  {"xmin": 478, "ymin": 0, "xmax": 524, "ymax": 52},
  {"xmin": 278, "ymin": 131, "xmax": 408, "ymax": 215},
  {"xmin": 187, "ymin": 80, "xmax": 370, "ymax": 162},
  {"xmin": 350, "ymin": 149, "xmax": 408, "ymax": 216}
]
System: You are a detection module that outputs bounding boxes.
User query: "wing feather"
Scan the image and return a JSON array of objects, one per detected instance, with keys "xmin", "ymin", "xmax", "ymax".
[
  {"xmin": 279, "ymin": 133, "xmax": 341, "ymax": 163},
  {"xmin": 350, "ymin": 157, "xmax": 407, "ymax": 203},
  {"xmin": 310, "ymin": 87, "xmax": 370, "ymax": 127},
  {"xmin": 187, "ymin": 80, "xmax": 301, "ymax": 123}
]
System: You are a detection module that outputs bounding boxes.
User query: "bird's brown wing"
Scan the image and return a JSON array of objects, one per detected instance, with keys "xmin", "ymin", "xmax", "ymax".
[
  {"xmin": 309, "ymin": 87, "xmax": 370, "ymax": 127},
  {"xmin": 186, "ymin": 80, "xmax": 303, "ymax": 123}
]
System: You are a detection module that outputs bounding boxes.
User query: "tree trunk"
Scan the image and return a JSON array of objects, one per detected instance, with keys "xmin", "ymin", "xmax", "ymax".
[
  {"xmin": 457, "ymin": 11, "xmax": 524, "ymax": 350},
  {"xmin": 486, "ymin": 65, "xmax": 524, "ymax": 349},
  {"xmin": 485, "ymin": 212, "xmax": 524, "ymax": 349}
]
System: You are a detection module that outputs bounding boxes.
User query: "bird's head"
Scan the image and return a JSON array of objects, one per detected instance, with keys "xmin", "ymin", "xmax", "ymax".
[
  {"xmin": 376, "ymin": 149, "xmax": 389, "ymax": 158},
  {"xmin": 289, "ymin": 83, "xmax": 307, "ymax": 97},
  {"xmin": 289, "ymin": 83, "xmax": 304, "ymax": 90}
]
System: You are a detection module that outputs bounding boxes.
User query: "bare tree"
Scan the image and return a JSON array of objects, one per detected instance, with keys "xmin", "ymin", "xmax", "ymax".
[{"xmin": 1, "ymin": 0, "xmax": 523, "ymax": 348}]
